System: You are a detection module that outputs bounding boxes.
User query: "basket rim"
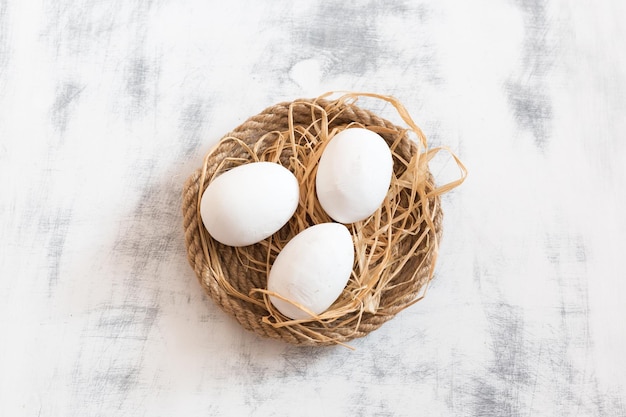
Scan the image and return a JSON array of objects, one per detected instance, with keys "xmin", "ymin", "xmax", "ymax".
[{"xmin": 182, "ymin": 94, "xmax": 449, "ymax": 347}]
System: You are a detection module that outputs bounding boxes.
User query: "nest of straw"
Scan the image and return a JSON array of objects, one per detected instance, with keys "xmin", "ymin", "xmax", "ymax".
[{"xmin": 182, "ymin": 93, "xmax": 465, "ymax": 347}]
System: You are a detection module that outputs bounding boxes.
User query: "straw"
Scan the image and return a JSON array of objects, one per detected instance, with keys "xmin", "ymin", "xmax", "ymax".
[{"xmin": 182, "ymin": 93, "xmax": 466, "ymax": 346}]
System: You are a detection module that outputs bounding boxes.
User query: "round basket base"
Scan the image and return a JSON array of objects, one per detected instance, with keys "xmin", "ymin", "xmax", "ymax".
[{"xmin": 182, "ymin": 95, "xmax": 442, "ymax": 346}]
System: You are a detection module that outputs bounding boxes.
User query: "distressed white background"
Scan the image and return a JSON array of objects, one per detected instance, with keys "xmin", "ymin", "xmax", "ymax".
[{"xmin": 1, "ymin": 1, "xmax": 625, "ymax": 416}]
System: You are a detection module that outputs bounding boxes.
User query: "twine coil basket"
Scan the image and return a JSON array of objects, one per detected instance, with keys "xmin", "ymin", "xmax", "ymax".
[{"xmin": 182, "ymin": 93, "xmax": 465, "ymax": 347}]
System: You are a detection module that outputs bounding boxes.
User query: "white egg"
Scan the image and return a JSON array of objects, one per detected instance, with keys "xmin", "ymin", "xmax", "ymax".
[
  {"xmin": 316, "ymin": 127, "xmax": 393, "ymax": 223},
  {"xmin": 267, "ymin": 223, "xmax": 354, "ymax": 320},
  {"xmin": 200, "ymin": 162, "xmax": 299, "ymax": 247}
]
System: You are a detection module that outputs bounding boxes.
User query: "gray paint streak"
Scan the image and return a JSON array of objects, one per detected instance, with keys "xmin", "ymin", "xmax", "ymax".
[
  {"xmin": 38, "ymin": 207, "xmax": 73, "ymax": 291},
  {"xmin": 507, "ymin": 0, "xmax": 554, "ymax": 148},
  {"xmin": 179, "ymin": 100, "xmax": 207, "ymax": 158},
  {"xmin": 52, "ymin": 82, "xmax": 85, "ymax": 133},
  {"xmin": 0, "ymin": 0, "xmax": 8, "ymax": 73}
]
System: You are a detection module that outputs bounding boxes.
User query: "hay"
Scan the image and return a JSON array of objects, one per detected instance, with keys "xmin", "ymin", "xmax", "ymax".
[{"xmin": 182, "ymin": 92, "xmax": 466, "ymax": 347}]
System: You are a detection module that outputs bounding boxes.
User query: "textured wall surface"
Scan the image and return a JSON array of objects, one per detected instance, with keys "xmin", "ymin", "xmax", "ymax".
[{"xmin": 1, "ymin": 1, "xmax": 625, "ymax": 416}]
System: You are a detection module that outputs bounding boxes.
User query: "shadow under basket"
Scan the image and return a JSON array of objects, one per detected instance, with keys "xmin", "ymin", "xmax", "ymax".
[{"xmin": 182, "ymin": 94, "xmax": 451, "ymax": 347}]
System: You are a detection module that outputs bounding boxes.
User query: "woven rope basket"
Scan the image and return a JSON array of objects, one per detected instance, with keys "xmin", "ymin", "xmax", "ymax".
[{"xmin": 182, "ymin": 94, "xmax": 460, "ymax": 347}]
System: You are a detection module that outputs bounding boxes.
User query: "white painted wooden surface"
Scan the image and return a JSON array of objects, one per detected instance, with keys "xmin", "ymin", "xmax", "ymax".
[{"xmin": 1, "ymin": 1, "xmax": 625, "ymax": 416}]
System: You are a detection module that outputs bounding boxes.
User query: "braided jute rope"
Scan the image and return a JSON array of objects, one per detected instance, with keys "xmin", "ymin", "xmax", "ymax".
[{"xmin": 182, "ymin": 93, "xmax": 466, "ymax": 347}]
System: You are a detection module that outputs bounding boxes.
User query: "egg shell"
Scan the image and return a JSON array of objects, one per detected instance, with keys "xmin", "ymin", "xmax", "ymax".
[
  {"xmin": 200, "ymin": 162, "xmax": 299, "ymax": 247},
  {"xmin": 268, "ymin": 223, "xmax": 354, "ymax": 320},
  {"xmin": 315, "ymin": 127, "xmax": 394, "ymax": 224}
]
